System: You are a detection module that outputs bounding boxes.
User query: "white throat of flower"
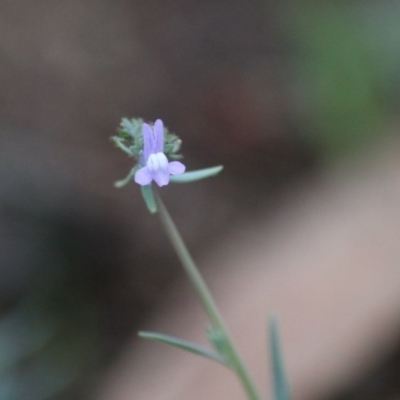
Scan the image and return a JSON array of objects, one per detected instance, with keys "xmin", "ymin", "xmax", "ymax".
[{"xmin": 147, "ymin": 152, "xmax": 169, "ymax": 173}]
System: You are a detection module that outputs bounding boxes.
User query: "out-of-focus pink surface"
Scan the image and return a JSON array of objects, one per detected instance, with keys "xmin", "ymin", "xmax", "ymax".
[{"xmin": 97, "ymin": 136, "xmax": 400, "ymax": 400}]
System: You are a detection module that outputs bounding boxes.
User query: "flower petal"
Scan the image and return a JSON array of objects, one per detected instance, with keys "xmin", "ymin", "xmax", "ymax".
[
  {"xmin": 154, "ymin": 119, "xmax": 164, "ymax": 153},
  {"xmin": 142, "ymin": 123, "xmax": 154, "ymax": 162},
  {"xmin": 168, "ymin": 161, "xmax": 185, "ymax": 175},
  {"xmin": 135, "ymin": 166, "xmax": 153, "ymax": 186},
  {"xmin": 153, "ymin": 167, "xmax": 170, "ymax": 187}
]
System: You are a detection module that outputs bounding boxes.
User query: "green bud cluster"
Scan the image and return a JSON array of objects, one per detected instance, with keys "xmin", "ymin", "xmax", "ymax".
[{"xmin": 112, "ymin": 117, "xmax": 183, "ymax": 161}]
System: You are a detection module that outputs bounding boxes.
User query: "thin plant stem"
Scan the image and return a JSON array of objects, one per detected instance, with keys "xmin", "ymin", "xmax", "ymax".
[{"xmin": 155, "ymin": 190, "xmax": 261, "ymax": 400}]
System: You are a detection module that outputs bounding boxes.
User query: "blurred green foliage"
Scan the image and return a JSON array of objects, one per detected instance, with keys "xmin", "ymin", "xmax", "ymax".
[{"xmin": 283, "ymin": 1, "xmax": 399, "ymax": 159}]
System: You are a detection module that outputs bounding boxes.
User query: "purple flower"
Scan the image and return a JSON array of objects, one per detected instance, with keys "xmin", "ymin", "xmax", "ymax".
[{"xmin": 134, "ymin": 119, "xmax": 185, "ymax": 187}]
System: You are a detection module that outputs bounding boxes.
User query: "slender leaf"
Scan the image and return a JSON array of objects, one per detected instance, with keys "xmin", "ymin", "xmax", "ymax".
[
  {"xmin": 138, "ymin": 331, "xmax": 231, "ymax": 367},
  {"xmin": 170, "ymin": 166, "xmax": 223, "ymax": 183},
  {"xmin": 140, "ymin": 185, "xmax": 157, "ymax": 213},
  {"xmin": 269, "ymin": 315, "xmax": 290, "ymax": 400}
]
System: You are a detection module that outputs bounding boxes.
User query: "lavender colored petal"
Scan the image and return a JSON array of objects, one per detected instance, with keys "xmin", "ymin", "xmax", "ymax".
[
  {"xmin": 154, "ymin": 119, "xmax": 164, "ymax": 153},
  {"xmin": 168, "ymin": 161, "xmax": 186, "ymax": 175},
  {"xmin": 142, "ymin": 124, "xmax": 154, "ymax": 162},
  {"xmin": 135, "ymin": 166, "xmax": 153, "ymax": 186},
  {"xmin": 153, "ymin": 167, "xmax": 170, "ymax": 187}
]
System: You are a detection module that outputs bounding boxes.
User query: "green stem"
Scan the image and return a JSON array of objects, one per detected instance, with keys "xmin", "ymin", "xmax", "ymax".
[{"xmin": 155, "ymin": 191, "xmax": 261, "ymax": 400}]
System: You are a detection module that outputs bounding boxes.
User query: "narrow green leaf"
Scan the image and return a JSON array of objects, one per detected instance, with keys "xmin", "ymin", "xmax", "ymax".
[
  {"xmin": 138, "ymin": 331, "xmax": 231, "ymax": 367},
  {"xmin": 170, "ymin": 165, "xmax": 224, "ymax": 183},
  {"xmin": 269, "ymin": 315, "xmax": 290, "ymax": 400},
  {"xmin": 140, "ymin": 185, "xmax": 157, "ymax": 213}
]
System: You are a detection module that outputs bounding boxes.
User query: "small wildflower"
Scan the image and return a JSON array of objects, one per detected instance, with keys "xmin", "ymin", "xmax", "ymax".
[{"xmin": 135, "ymin": 119, "xmax": 185, "ymax": 187}]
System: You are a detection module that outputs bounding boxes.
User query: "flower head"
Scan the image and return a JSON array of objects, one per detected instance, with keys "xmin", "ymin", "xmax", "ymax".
[{"xmin": 134, "ymin": 119, "xmax": 185, "ymax": 187}]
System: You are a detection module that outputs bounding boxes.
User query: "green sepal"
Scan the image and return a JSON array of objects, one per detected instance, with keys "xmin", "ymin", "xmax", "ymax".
[
  {"xmin": 120, "ymin": 117, "xmax": 143, "ymax": 139},
  {"xmin": 111, "ymin": 136, "xmax": 134, "ymax": 156},
  {"xmin": 269, "ymin": 315, "xmax": 290, "ymax": 400},
  {"xmin": 138, "ymin": 331, "xmax": 231, "ymax": 367},
  {"xmin": 140, "ymin": 185, "xmax": 157, "ymax": 213},
  {"xmin": 164, "ymin": 137, "xmax": 182, "ymax": 156},
  {"xmin": 170, "ymin": 165, "xmax": 224, "ymax": 183},
  {"xmin": 114, "ymin": 166, "xmax": 139, "ymax": 188},
  {"xmin": 168, "ymin": 154, "xmax": 184, "ymax": 160}
]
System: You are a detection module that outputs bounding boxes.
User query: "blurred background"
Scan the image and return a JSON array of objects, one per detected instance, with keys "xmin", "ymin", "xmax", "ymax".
[{"xmin": 1, "ymin": 0, "xmax": 400, "ymax": 399}]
